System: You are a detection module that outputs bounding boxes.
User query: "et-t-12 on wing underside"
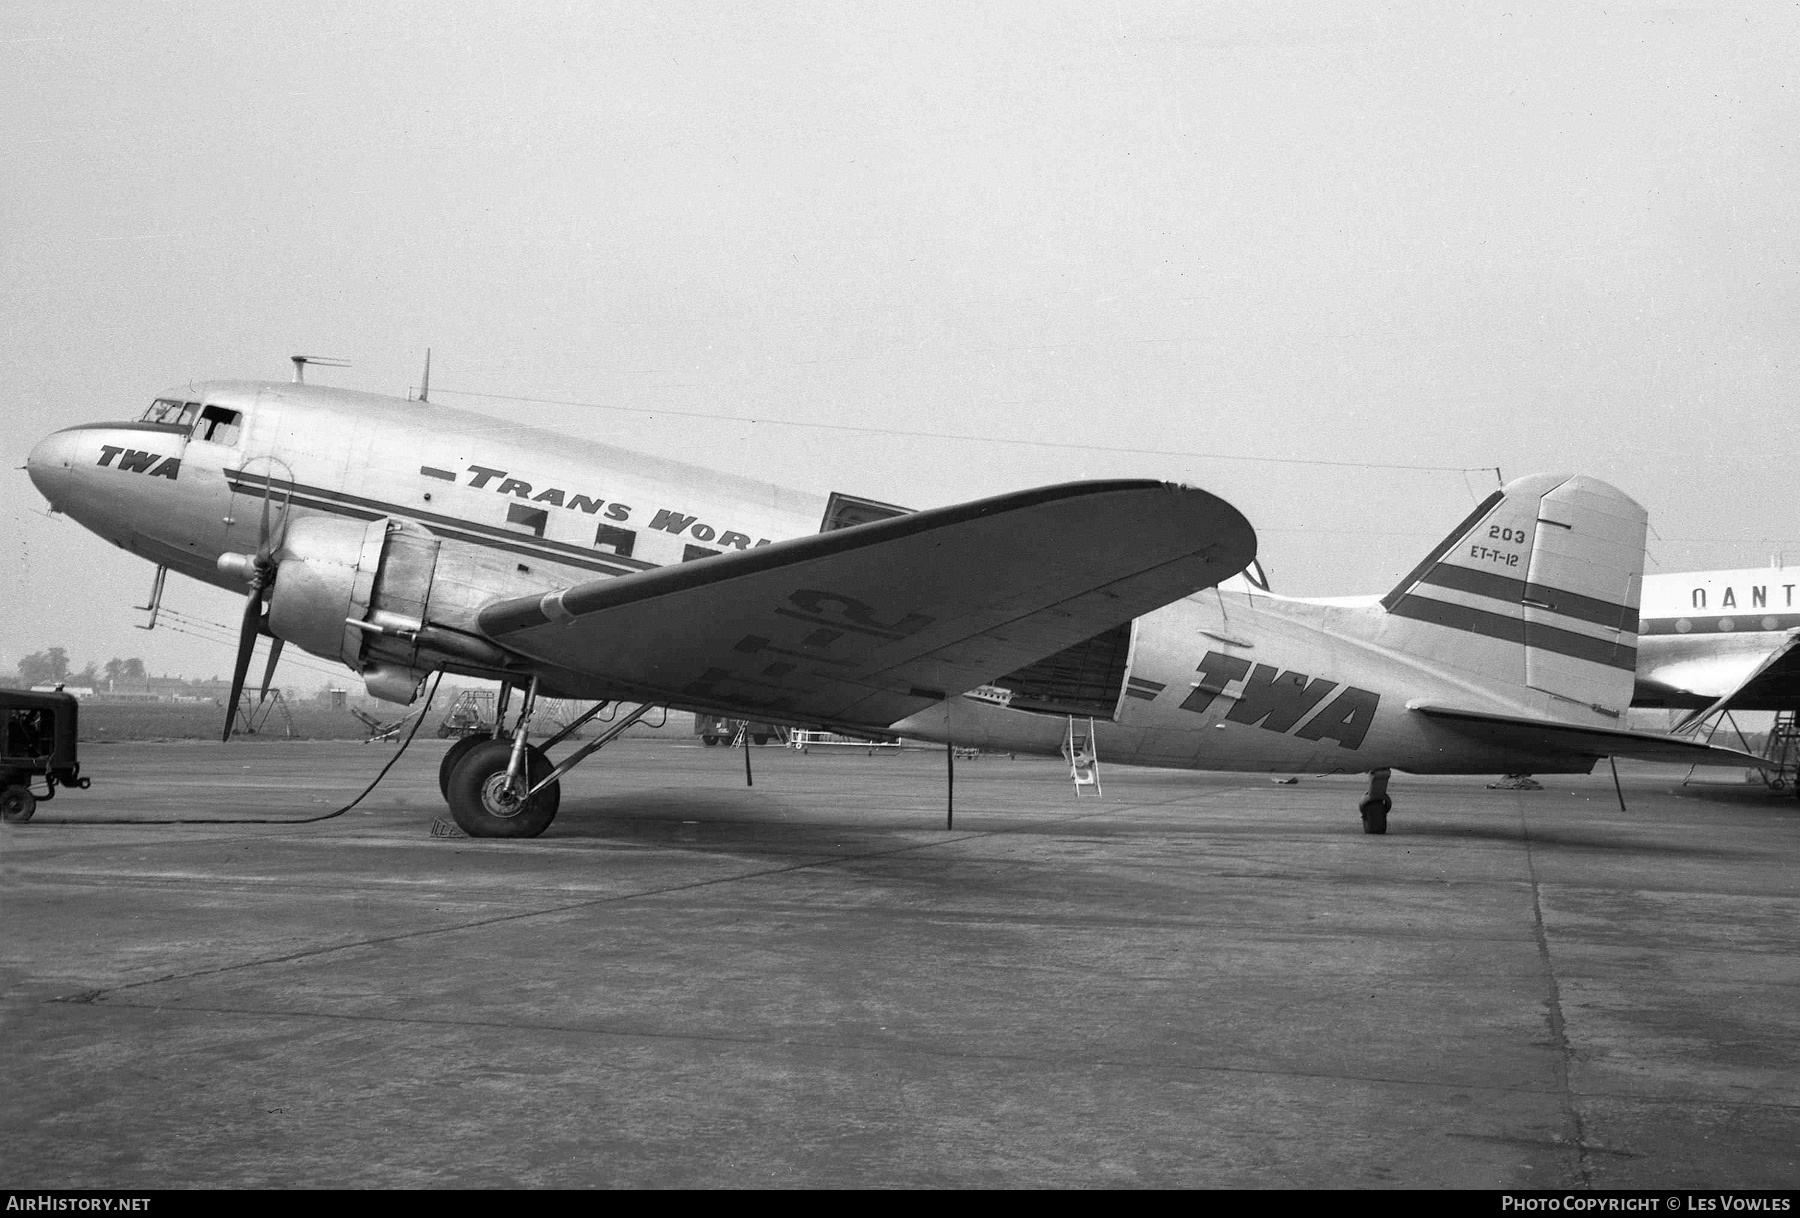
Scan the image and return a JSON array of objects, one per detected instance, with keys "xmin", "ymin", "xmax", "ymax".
[{"xmin": 26, "ymin": 376, "xmax": 1765, "ymax": 838}]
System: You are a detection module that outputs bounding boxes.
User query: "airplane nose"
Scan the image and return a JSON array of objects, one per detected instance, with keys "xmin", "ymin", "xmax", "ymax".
[{"xmin": 26, "ymin": 428, "xmax": 81, "ymax": 507}]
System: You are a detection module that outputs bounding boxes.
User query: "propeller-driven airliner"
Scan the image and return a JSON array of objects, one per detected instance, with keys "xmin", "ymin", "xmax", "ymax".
[{"xmin": 25, "ymin": 370, "xmax": 1764, "ymax": 837}]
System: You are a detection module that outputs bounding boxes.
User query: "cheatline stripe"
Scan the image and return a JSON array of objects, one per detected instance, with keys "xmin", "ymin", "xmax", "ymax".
[
  {"xmin": 266, "ymin": 490, "xmax": 645, "ymax": 578},
  {"xmin": 223, "ymin": 470, "xmax": 657, "ymax": 576},
  {"xmin": 1389, "ymin": 594, "xmax": 1638, "ymax": 670},
  {"xmin": 226, "ymin": 484, "xmax": 643, "ymax": 579},
  {"xmin": 1418, "ymin": 563, "xmax": 1639, "ymax": 632},
  {"xmin": 1124, "ymin": 676, "xmax": 1166, "ymax": 701}
]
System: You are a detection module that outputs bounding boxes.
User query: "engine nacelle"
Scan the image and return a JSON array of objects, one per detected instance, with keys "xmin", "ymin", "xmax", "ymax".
[
  {"xmin": 265, "ymin": 512, "xmax": 589, "ymax": 703},
  {"xmin": 267, "ymin": 516, "xmax": 386, "ymax": 664},
  {"xmin": 268, "ymin": 516, "xmax": 441, "ymax": 703}
]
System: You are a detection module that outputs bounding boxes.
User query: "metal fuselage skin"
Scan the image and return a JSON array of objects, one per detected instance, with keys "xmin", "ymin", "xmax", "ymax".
[
  {"xmin": 1634, "ymin": 567, "xmax": 1800, "ymax": 710},
  {"xmin": 27, "ymin": 381, "xmax": 829, "ymax": 689}
]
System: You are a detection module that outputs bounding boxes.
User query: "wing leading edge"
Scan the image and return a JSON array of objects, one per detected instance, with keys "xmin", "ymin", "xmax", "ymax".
[
  {"xmin": 1411, "ymin": 704, "xmax": 1772, "ymax": 769},
  {"xmin": 478, "ymin": 479, "xmax": 1255, "ymax": 729}
]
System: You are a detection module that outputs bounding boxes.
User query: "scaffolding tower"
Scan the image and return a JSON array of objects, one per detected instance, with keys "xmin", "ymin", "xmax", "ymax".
[
  {"xmin": 232, "ymin": 690, "xmax": 295, "ymax": 737},
  {"xmin": 1765, "ymin": 710, "xmax": 1799, "ymax": 795}
]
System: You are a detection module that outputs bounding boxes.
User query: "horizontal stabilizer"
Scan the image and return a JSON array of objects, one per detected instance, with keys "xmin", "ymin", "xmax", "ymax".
[
  {"xmin": 1411, "ymin": 704, "xmax": 1771, "ymax": 769},
  {"xmin": 478, "ymin": 480, "xmax": 1255, "ymax": 730}
]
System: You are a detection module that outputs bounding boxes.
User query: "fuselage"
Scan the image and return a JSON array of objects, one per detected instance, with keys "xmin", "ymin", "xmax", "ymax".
[{"xmin": 29, "ymin": 385, "xmax": 1638, "ymax": 778}]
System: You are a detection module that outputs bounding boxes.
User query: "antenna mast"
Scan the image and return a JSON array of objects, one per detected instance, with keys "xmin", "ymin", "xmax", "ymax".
[{"xmin": 290, "ymin": 355, "xmax": 351, "ymax": 384}]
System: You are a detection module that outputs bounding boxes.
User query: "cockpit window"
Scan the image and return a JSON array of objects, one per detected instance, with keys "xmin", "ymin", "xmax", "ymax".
[
  {"xmin": 138, "ymin": 399, "xmax": 241, "ymax": 444},
  {"xmin": 142, "ymin": 398, "xmax": 200, "ymax": 427},
  {"xmin": 195, "ymin": 404, "xmax": 241, "ymax": 445}
]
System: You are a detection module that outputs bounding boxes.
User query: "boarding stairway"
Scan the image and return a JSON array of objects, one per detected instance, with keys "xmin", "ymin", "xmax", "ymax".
[{"xmin": 1063, "ymin": 717, "xmax": 1102, "ymax": 797}]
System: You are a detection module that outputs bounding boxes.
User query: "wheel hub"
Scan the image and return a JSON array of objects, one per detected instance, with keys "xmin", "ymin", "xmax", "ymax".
[{"xmin": 479, "ymin": 772, "xmax": 528, "ymax": 818}]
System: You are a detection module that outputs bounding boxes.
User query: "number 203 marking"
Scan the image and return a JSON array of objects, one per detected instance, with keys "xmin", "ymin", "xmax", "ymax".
[{"xmin": 1489, "ymin": 525, "xmax": 1527, "ymax": 543}]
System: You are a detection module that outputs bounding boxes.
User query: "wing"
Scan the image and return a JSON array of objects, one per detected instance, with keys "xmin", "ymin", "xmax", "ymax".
[
  {"xmin": 1670, "ymin": 634, "xmax": 1800, "ymax": 730},
  {"xmin": 478, "ymin": 480, "xmax": 1254, "ymax": 729},
  {"xmin": 1411, "ymin": 704, "xmax": 1772, "ymax": 769}
]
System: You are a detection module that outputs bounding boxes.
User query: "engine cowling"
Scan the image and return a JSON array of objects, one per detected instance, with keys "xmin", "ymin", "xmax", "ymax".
[
  {"xmin": 263, "ymin": 513, "xmax": 587, "ymax": 703},
  {"xmin": 267, "ymin": 516, "xmax": 386, "ymax": 663},
  {"xmin": 267, "ymin": 516, "xmax": 441, "ymax": 703}
]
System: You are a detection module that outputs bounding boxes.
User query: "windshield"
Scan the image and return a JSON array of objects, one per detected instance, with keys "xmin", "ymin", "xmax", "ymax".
[
  {"xmin": 142, "ymin": 398, "xmax": 200, "ymax": 427},
  {"xmin": 140, "ymin": 398, "xmax": 243, "ymax": 444}
]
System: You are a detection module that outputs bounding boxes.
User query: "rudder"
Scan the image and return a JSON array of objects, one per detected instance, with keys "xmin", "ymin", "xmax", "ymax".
[{"xmin": 1378, "ymin": 474, "xmax": 1645, "ymax": 716}]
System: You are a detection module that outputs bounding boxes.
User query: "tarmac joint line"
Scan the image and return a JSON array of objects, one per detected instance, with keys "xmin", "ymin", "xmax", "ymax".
[{"xmin": 1519, "ymin": 795, "xmax": 1595, "ymax": 1187}]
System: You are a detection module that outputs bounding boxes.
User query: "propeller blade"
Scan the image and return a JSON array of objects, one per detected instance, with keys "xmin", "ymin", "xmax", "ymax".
[
  {"xmin": 259, "ymin": 637, "xmax": 284, "ymax": 703},
  {"xmin": 222, "ymin": 588, "xmax": 264, "ymax": 742}
]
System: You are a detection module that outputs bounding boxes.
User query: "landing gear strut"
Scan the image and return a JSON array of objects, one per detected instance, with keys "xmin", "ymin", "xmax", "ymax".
[
  {"xmin": 442, "ymin": 676, "xmax": 658, "ymax": 838},
  {"xmin": 1359, "ymin": 768, "xmax": 1392, "ymax": 835}
]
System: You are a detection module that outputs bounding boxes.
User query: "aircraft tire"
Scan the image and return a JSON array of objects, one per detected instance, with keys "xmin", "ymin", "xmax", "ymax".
[
  {"xmin": 446, "ymin": 739, "xmax": 561, "ymax": 838},
  {"xmin": 1, "ymin": 785, "xmax": 36, "ymax": 824},
  {"xmin": 753, "ymin": 734, "xmax": 770, "ymax": 746},
  {"xmin": 1359, "ymin": 796, "xmax": 1390, "ymax": 835},
  {"xmin": 439, "ymin": 732, "xmax": 509, "ymax": 799}
]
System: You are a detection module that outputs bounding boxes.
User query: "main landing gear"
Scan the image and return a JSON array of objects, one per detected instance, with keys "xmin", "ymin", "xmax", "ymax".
[
  {"xmin": 1359, "ymin": 768, "xmax": 1392, "ymax": 835},
  {"xmin": 441, "ymin": 676, "xmax": 657, "ymax": 838}
]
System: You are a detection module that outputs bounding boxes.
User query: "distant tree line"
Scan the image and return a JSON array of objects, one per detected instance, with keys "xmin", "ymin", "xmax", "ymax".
[{"xmin": 14, "ymin": 648, "xmax": 148, "ymax": 689}]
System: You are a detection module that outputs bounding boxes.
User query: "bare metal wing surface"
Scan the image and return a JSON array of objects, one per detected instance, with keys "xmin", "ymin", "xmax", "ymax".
[
  {"xmin": 1669, "ymin": 633, "xmax": 1800, "ymax": 730},
  {"xmin": 477, "ymin": 479, "xmax": 1256, "ymax": 729},
  {"xmin": 1409, "ymin": 704, "xmax": 1772, "ymax": 769}
]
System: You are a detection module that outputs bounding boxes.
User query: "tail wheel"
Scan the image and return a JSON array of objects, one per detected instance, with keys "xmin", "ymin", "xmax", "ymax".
[
  {"xmin": 446, "ymin": 738, "xmax": 561, "ymax": 838},
  {"xmin": 2, "ymin": 785, "xmax": 37, "ymax": 824},
  {"xmin": 1359, "ymin": 795, "xmax": 1391, "ymax": 835},
  {"xmin": 439, "ymin": 731, "xmax": 509, "ymax": 799}
]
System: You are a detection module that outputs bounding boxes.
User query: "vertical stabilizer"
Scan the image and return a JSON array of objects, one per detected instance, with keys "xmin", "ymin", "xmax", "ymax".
[{"xmin": 1378, "ymin": 474, "xmax": 1645, "ymax": 715}]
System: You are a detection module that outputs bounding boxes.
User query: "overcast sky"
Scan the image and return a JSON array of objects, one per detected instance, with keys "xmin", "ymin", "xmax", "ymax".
[{"xmin": 5, "ymin": 1, "xmax": 1796, "ymax": 688}]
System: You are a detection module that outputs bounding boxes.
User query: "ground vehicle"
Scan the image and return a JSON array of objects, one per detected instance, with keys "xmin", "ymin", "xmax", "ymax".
[
  {"xmin": 2, "ymin": 689, "xmax": 90, "ymax": 822},
  {"xmin": 694, "ymin": 715, "xmax": 783, "ymax": 746}
]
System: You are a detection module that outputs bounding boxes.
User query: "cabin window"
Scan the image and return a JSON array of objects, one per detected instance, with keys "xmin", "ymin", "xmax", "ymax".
[
  {"xmin": 194, "ymin": 405, "xmax": 241, "ymax": 445},
  {"xmin": 594, "ymin": 524, "xmax": 635, "ymax": 557},
  {"xmin": 506, "ymin": 503, "xmax": 549, "ymax": 538}
]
